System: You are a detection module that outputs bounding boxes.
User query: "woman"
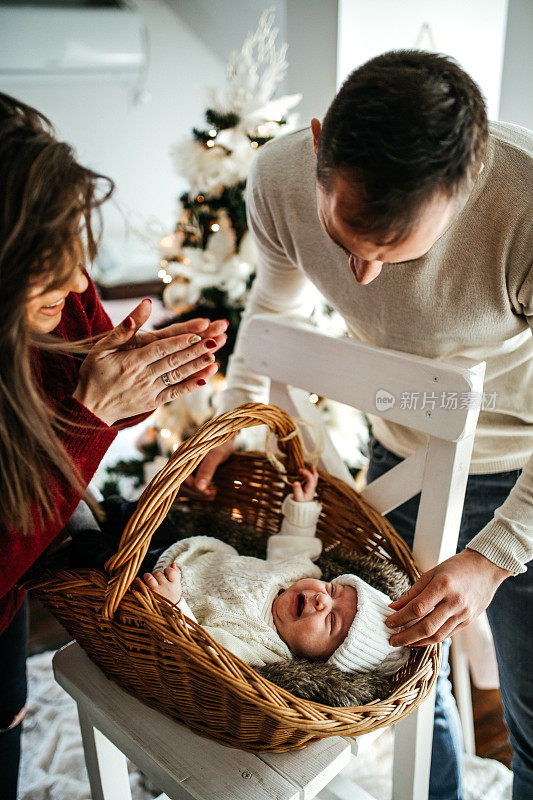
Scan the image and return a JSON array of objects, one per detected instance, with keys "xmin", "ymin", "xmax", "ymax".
[{"xmin": 0, "ymin": 92, "xmax": 227, "ymax": 798}]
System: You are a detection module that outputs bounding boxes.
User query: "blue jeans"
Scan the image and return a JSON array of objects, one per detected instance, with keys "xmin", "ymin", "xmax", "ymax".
[{"xmin": 367, "ymin": 438, "xmax": 533, "ymax": 800}]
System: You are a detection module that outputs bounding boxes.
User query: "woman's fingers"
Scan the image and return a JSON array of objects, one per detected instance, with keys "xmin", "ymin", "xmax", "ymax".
[
  {"xmin": 151, "ymin": 317, "xmax": 228, "ymax": 342},
  {"xmin": 145, "ymin": 332, "xmax": 226, "ymax": 377},
  {"xmin": 155, "ymin": 361, "xmax": 219, "ymax": 405},
  {"xmin": 99, "ymin": 299, "xmax": 152, "ymax": 350},
  {"xmin": 149, "ymin": 333, "xmax": 226, "ymax": 384}
]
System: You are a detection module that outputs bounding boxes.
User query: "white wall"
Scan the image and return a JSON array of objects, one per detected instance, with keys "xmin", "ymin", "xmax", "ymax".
[
  {"xmin": 337, "ymin": 0, "xmax": 509, "ymax": 121},
  {"xmin": 1, "ymin": 0, "xmax": 225, "ymax": 282},
  {"xmin": 499, "ymin": 0, "xmax": 533, "ymax": 129}
]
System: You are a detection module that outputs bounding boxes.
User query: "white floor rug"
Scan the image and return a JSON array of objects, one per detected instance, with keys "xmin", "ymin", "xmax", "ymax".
[{"xmin": 20, "ymin": 650, "xmax": 512, "ymax": 800}]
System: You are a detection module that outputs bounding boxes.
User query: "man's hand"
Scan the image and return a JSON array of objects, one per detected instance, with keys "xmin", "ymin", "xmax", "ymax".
[
  {"xmin": 292, "ymin": 465, "xmax": 319, "ymax": 502},
  {"xmin": 385, "ymin": 548, "xmax": 513, "ymax": 647},
  {"xmin": 143, "ymin": 564, "xmax": 182, "ymax": 605}
]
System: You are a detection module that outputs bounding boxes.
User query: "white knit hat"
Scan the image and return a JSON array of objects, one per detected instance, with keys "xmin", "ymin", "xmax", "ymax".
[{"xmin": 327, "ymin": 574, "xmax": 410, "ymax": 675}]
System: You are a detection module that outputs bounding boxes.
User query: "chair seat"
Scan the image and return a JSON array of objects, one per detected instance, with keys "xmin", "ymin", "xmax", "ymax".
[{"xmin": 52, "ymin": 642, "xmax": 353, "ymax": 800}]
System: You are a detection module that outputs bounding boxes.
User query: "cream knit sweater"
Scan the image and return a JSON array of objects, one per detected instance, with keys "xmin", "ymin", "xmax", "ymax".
[
  {"xmin": 154, "ymin": 495, "xmax": 323, "ymax": 666},
  {"xmin": 218, "ymin": 122, "xmax": 533, "ymax": 575}
]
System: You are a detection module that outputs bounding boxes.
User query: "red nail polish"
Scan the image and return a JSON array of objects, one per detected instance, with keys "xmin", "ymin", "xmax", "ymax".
[
  {"xmin": 197, "ymin": 378, "xmax": 206, "ymax": 386},
  {"xmin": 205, "ymin": 338, "xmax": 216, "ymax": 348}
]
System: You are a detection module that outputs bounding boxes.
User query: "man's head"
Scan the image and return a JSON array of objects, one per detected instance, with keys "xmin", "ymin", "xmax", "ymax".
[{"xmin": 313, "ymin": 50, "xmax": 488, "ymax": 284}]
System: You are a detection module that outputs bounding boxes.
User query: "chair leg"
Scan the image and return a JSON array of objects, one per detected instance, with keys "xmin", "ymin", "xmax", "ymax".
[
  {"xmin": 77, "ymin": 704, "xmax": 132, "ymax": 800},
  {"xmin": 391, "ymin": 689, "xmax": 436, "ymax": 799},
  {"xmin": 450, "ymin": 632, "xmax": 476, "ymax": 755}
]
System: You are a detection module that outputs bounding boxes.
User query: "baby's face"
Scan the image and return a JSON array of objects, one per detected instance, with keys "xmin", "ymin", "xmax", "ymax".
[{"xmin": 272, "ymin": 578, "xmax": 357, "ymax": 660}]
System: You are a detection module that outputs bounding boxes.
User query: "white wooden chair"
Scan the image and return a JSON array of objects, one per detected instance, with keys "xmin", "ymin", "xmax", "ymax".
[{"xmin": 53, "ymin": 313, "xmax": 485, "ymax": 800}]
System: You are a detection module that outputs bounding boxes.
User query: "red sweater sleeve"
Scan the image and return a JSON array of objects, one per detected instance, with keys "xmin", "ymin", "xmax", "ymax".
[
  {"xmin": 1, "ymin": 278, "xmax": 122, "ymax": 631},
  {"xmin": 0, "ymin": 398, "xmax": 117, "ymax": 631}
]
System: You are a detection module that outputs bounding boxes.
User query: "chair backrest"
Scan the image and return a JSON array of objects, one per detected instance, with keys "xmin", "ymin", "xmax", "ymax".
[{"xmin": 243, "ymin": 314, "xmax": 486, "ymax": 570}]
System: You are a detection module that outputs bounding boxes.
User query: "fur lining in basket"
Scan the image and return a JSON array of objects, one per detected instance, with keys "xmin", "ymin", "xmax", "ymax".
[{"xmin": 167, "ymin": 505, "xmax": 412, "ymax": 707}]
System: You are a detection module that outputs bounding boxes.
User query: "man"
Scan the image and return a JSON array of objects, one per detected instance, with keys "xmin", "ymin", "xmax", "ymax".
[{"xmin": 188, "ymin": 51, "xmax": 533, "ymax": 800}]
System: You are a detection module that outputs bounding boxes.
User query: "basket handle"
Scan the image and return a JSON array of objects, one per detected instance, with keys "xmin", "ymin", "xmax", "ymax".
[{"xmin": 103, "ymin": 403, "xmax": 306, "ymax": 619}]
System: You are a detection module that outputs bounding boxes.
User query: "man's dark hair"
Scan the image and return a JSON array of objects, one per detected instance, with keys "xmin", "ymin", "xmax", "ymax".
[{"xmin": 317, "ymin": 50, "xmax": 488, "ymax": 245}]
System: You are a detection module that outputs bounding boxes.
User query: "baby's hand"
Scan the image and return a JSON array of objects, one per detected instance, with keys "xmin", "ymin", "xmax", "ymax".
[
  {"xmin": 143, "ymin": 564, "xmax": 182, "ymax": 604},
  {"xmin": 292, "ymin": 465, "xmax": 319, "ymax": 502}
]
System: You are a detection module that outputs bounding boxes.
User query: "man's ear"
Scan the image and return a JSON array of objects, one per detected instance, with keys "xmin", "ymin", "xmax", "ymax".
[{"xmin": 311, "ymin": 118, "xmax": 321, "ymax": 156}]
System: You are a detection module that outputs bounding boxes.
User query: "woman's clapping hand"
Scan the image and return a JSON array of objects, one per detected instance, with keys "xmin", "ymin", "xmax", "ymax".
[{"xmin": 73, "ymin": 298, "xmax": 227, "ymax": 426}]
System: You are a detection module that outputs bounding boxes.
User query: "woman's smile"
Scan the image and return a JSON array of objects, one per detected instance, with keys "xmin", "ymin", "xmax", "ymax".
[{"xmin": 39, "ymin": 297, "xmax": 66, "ymax": 317}]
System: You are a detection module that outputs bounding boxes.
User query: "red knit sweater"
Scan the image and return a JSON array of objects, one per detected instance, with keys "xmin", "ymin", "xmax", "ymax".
[{"xmin": 1, "ymin": 277, "xmax": 145, "ymax": 634}]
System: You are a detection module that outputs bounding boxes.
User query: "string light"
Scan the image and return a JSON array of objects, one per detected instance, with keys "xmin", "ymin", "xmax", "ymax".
[
  {"xmin": 197, "ymin": 195, "xmax": 205, "ymax": 202},
  {"xmin": 162, "ymin": 274, "xmax": 172, "ymax": 284},
  {"xmin": 206, "ymin": 140, "xmax": 215, "ymax": 148},
  {"xmin": 160, "ymin": 428, "xmax": 172, "ymax": 439},
  {"xmin": 208, "ymin": 129, "xmax": 217, "ymax": 137},
  {"xmin": 160, "ymin": 258, "xmax": 168, "ymax": 267},
  {"xmin": 250, "ymin": 141, "xmax": 259, "ymax": 148},
  {"xmin": 172, "ymin": 442, "xmax": 179, "ymax": 451},
  {"xmin": 157, "ymin": 268, "xmax": 167, "ymax": 278},
  {"xmin": 211, "ymin": 222, "xmax": 220, "ymax": 232},
  {"xmin": 309, "ymin": 393, "xmax": 319, "ymax": 404}
]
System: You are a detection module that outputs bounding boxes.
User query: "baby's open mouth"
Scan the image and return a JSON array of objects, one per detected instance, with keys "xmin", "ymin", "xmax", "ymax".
[{"xmin": 296, "ymin": 593, "xmax": 305, "ymax": 617}]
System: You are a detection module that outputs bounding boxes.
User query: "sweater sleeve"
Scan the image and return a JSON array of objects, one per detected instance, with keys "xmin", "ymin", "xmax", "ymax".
[
  {"xmin": 217, "ymin": 151, "xmax": 317, "ymax": 414},
  {"xmin": 467, "ymin": 267, "xmax": 533, "ymax": 574},
  {"xmin": 0, "ymin": 397, "xmax": 116, "ymax": 629},
  {"xmin": 267, "ymin": 495, "xmax": 323, "ymax": 562}
]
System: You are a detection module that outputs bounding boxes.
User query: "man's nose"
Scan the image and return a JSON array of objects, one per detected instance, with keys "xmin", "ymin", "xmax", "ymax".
[{"xmin": 349, "ymin": 255, "xmax": 383, "ymax": 285}]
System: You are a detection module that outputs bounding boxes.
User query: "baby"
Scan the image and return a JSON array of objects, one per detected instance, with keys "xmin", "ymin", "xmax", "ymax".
[{"xmin": 143, "ymin": 467, "xmax": 409, "ymax": 675}]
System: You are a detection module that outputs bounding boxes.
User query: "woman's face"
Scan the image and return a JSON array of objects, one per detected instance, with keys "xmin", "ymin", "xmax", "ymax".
[
  {"xmin": 272, "ymin": 578, "xmax": 357, "ymax": 660},
  {"xmin": 25, "ymin": 241, "xmax": 89, "ymax": 333}
]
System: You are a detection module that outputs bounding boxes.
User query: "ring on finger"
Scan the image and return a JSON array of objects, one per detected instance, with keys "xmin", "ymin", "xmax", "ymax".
[{"xmin": 161, "ymin": 372, "xmax": 171, "ymax": 387}]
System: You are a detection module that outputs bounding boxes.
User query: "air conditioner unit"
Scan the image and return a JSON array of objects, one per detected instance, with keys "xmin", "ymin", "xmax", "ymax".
[{"xmin": 0, "ymin": 3, "xmax": 146, "ymax": 83}]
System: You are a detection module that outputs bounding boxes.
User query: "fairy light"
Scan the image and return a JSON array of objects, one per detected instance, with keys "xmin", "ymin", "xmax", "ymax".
[
  {"xmin": 234, "ymin": 480, "xmax": 242, "ymax": 486},
  {"xmin": 206, "ymin": 139, "xmax": 215, "ymax": 148},
  {"xmin": 160, "ymin": 258, "xmax": 168, "ymax": 267},
  {"xmin": 162, "ymin": 274, "xmax": 172, "ymax": 284},
  {"xmin": 172, "ymin": 442, "xmax": 179, "ymax": 451},
  {"xmin": 309, "ymin": 393, "xmax": 319, "ymax": 404},
  {"xmin": 208, "ymin": 129, "xmax": 217, "ymax": 137},
  {"xmin": 157, "ymin": 268, "xmax": 167, "ymax": 278},
  {"xmin": 160, "ymin": 428, "xmax": 171, "ymax": 439},
  {"xmin": 197, "ymin": 195, "xmax": 205, "ymax": 202},
  {"xmin": 210, "ymin": 222, "xmax": 220, "ymax": 232},
  {"xmin": 159, "ymin": 235, "xmax": 175, "ymax": 250},
  {"xmin": 250, "ymin": 141, "xmax": 259, "ymax": 148}
]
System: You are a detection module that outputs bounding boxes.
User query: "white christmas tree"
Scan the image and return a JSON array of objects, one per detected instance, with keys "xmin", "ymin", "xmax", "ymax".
[{"xmin": 158, "ymin": 7, "xmax": 301, "ymax": 316}]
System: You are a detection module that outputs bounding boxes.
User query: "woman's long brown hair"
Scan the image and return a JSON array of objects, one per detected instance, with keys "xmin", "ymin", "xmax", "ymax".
[{"xmin": 0, "ymin": 92, "xmax": 114, "ymax": 535}]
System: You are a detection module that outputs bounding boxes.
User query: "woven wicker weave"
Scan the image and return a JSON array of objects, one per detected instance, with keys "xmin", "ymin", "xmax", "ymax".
[{"xmin": 27, "ymin": 402, "xmax": 441, "ymax": 752}]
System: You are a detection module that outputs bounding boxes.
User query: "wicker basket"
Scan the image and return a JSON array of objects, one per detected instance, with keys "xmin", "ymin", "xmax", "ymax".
[{"xmin": 27, "ymin": 402, "xmax": 441, "ymax": 752}]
